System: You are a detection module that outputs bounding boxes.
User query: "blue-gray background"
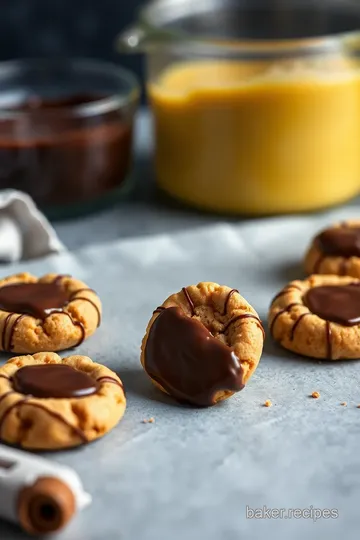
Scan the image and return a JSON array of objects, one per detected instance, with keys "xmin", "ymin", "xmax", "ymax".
[{"xmin": 0, "ymin": 1, "xmax": 144, "ymax": 83}]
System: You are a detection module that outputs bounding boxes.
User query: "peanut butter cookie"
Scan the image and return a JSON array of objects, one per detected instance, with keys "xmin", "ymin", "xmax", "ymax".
[
  {"xmin": 0, "ymin": 273, "xmax": 101, "ymax": 353},
  {"xmin": 0, "ymin": 352, "xmax": 126, "ymax": 450},
  {"xmin": 304, "ymin": 220, "xmax": 360, "ymax": 278},
  {"xmin": 269, "ymin": 275, "xmax": 360, "ymax": 360},
  {"xmin": 141, "ymin": 282, "xmax": 265, "ymax": 407}
]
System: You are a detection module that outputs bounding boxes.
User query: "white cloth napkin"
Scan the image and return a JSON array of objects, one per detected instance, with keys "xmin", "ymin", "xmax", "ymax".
[{"xmin": 0, "ymin": 190, "xmax": 65, "ymax": 262}]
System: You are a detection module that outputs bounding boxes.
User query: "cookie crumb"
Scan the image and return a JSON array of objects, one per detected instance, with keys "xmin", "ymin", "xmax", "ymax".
[
  {"xmin": 311, "ymin": 391, "xmax": 320, "ymax": 399},
  {"xmin": 340, "ymin": 402, "xmax": 347, "ymax": 406},
  {"xmin": 142, "ymin": 417, "xmax": 155, "ymax": 424},
  {"xmin": 264, "ymin": 400, "xmax": 272, "ymax": 408}
]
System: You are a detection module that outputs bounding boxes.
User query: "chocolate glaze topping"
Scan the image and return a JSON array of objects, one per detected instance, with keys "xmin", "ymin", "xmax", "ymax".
[
  {"xmin": 313, "ymin": 223, "xmax": 360, "ymax": 273},
  {"xmin": 304, "ymin": 284, "xmax": 360, "ymax": 326},
  {"xmin": 145, "ymin": 307, "xmax": 244, "ymax": 407},
  {"xmin": 316, "ymin": 226, "xmax": 360, "ymax": 258},
  {"xmin": 13, "ymin": 364, "xmax": 100, "ymax": 398},
  {"xmin": 0, "ymin": 282, "xmax": 69, "ymax": 319}
]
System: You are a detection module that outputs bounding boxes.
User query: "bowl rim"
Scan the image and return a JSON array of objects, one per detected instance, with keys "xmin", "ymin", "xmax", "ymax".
[
  {"xmin": 0, "ymin": 58, "xmax": 140, "ymax": 119},
  {"xmin": 135, "ymin": 0, "xmax": 360, "ymax": 56}
]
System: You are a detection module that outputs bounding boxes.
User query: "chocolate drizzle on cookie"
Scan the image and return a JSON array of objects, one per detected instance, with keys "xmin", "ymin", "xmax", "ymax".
[
  {"xmin": 68, "ymin": 289, "xmax": 101, "ymax": 327},
  {"xmin": 270, "ymin": 285, "xmax": 303, "ymax": 305},
  {"xmin": 144, "ymin": 307, "xmax": 244, "ymax": 407},
  {"xmin": 269, "ymin": 303, "xmax": 303, "ymax": 336},
  {"xmin": 45, "ymin": 311, "xmax": 85, "ymax": 347},
  {"xmin": 222, "ymin": 289, "xmax": 238, "ymax": 315},
  {"xmin": 97, "ymin": 376, "xmax": 124, "ymax": 391},
  {"xmin": 153, "ymin": 306, "xmax": 166, "ymax": 315},
  {"xmin": 52, "ymin": 274, "xmax": 71, "ymax": 285},
  {"xmin": 0, "ymin": 279, "xmax": 100, "ymax": 351},
  {"xmin": 6, "ymin": 314, "xmax": 28, "ymax": 352},
  {"xmin": 325, "ymin": 321, "xmax": 332, "ymax": 359},
  {"xmin": 0, "ymin": 397, "xmax": 88, "ymax": 444},
  {"xmin": 222, "ymin": 313, "xmax": 265, "ymax": 340},
  {"xmin": 182, "ymin": 287, "xmax": 195, "ymax": 315},
  {"xmin": 0, "ymin": 391, "xmax": 13, "ymax": 406},
  {"xmin": 289, "ymin": 312, "xmax": 311, "ymax": 341}
]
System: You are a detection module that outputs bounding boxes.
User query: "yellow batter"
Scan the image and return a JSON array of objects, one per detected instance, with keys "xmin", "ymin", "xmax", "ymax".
[{"xmin": 149, "ymin": 57, "xmax": 360, "ymax": 214}]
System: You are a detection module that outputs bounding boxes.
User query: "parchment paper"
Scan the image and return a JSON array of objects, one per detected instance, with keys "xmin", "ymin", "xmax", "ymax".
[{"xmin": 2, "ymin": 204, "xmax": 360, "ymax": 540}]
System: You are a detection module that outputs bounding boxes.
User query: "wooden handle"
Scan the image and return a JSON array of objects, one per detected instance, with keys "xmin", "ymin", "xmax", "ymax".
[{"xmin": 17, "ymin": 476, "xmax": 75, "ymax": 535}]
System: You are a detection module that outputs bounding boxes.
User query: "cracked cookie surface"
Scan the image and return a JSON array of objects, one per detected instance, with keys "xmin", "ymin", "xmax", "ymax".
[
  {"xmin": 304, "ymin": 220, "xmax": 360, "ymax": 278},
  {"xmin": 141, "ymin": 282, "xmax": 264, "ymax": 406},
  {"xmin": 0, "ymin": 273, "xmax": 102, "ymax": 353},
  {"xmin": 0, "ymin": 352, "xmax": 126, "ymax": 450},
  {"xmin": 269, "ymin": 275, "xmax": 360, "ymax": 360}
]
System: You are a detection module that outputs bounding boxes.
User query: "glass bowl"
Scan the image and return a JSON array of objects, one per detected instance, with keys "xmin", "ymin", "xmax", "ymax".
[
  {"xmin": 119, "ymin": 0, "xmax": 360, "ymax": 215},
  {"xmin": 0, "ymin": 58, "xmax": 140, "ymax": 219}
]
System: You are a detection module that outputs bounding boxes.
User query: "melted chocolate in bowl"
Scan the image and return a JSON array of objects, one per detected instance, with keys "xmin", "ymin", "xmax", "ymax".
[
  {"xmin": 12, "ymin": 364, "xmax": 99, "ymax": 398},
  {"xmin": 144, "ymin": 307, "xmax": 244, "ymax": 407},
  {"xmin": 0, "ymin": 282, "xmax": 69, "ymax": 319},
  {"xmin": 0, "ymin": 93, "xmax": 133, "ymax": 211},
  {"xmin": 304, "ymin": 284, "xmax": 360, "ymax": 326},
  {"xmin": 316, "ymin": 227, "xmax": 360, "ymax": 257}
]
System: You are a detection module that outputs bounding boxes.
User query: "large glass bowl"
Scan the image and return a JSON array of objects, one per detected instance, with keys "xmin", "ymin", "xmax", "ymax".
[{"xmin": 119, "ymin": 0, "xmax": 360, "ymax": 215}]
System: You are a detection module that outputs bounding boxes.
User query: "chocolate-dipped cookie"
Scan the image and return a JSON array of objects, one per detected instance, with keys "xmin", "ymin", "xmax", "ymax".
[
  {"xmin": 304, "ymin": 220, "xmax": 360, "ymax": 278},
  {"xmin": 0, "ymin": 273, "xmax": 101, "ymax": 353},
  {"xmin": 141, "ymin": 282, "xmax": 265, "ymax": 406},
  {"xmin": 0, "ymin": 352, "xmax": 126, "ymax": 450},
  {"xmin": 269, "ymin": 275, "xmax": 360, "ymax": 359}
]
